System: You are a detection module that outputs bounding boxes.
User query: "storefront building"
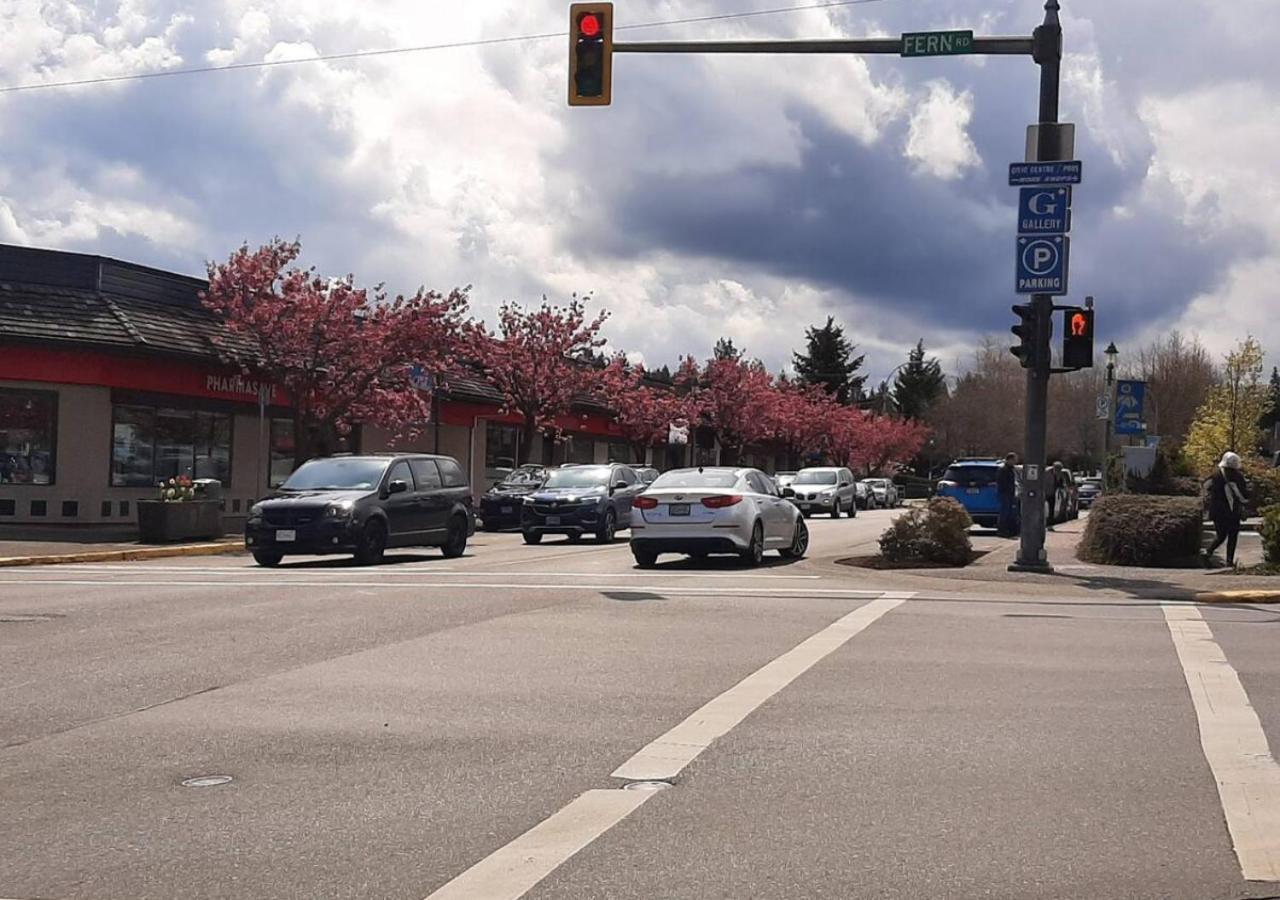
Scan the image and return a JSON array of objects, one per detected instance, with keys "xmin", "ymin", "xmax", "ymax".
[{"xmin": 0, "ymin": 244, "xmax": 678, "ymax": 528}]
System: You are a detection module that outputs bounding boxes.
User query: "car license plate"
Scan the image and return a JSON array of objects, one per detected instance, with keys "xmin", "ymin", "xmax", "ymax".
[
  {"xmin": 276, "ymin": 529, "xmax": 296, "ymax": 542},
  {"xmin": 501, "ymin": 506, "xmax": 513, "ymax": 514},
  {"xmin": 798, "ymin": 503, "xmax": 810, "ymax": 510},
  {"xmin": 967, "ymin": 488, "xmax": 981, "ymax": 495},
  {"xmin": 669, "ymin": 503, "xmax": 691, "ymax": 516},
  {"xmin": 545, "ymin": 515, "xmax": 561, "ymax": 526}
]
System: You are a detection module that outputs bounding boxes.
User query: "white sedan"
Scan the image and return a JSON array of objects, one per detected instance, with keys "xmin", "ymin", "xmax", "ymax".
[{"xmin": 628, "ymin": 467, "xmax": 808, "ymax": 567}]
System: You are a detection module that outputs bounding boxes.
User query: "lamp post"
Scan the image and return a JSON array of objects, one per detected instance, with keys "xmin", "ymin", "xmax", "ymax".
[{"xmin": 1102, "ymin": 342, "xmax": 1118, "ymax": 490}]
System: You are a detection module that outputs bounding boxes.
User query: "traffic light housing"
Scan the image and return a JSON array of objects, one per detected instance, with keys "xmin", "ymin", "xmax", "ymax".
[
  {"xmin": 1010, "ymin": 303, "xmax": 1038, "ymax": 369},
  {"xmin": 1062, "ymin": 307, "xmax": 1094, "ymax": 370},
  {"xmin": 569, "ymin": 3, "xmax": 613, "ymax": 106}
]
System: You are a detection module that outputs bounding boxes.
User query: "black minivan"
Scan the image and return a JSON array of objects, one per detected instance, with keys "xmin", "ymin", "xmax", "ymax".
[{"xmin": 245, "ymin": 454, "xmax": 474, "ymax": 567}]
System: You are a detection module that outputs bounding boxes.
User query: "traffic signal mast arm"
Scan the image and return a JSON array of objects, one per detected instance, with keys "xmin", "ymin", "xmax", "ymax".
[{"xmin": 611, "ymin": 37, "xmax": 1034, "ymax": 55}]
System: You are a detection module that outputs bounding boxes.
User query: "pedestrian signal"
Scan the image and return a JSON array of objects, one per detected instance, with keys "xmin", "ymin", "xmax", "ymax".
[{"xmin": 1062, "ymin": 307, "xmax": 1094, "ymax": 369}]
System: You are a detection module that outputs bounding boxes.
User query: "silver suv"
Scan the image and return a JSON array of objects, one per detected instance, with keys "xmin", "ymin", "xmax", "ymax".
[{"xmin": 787, "ymin": 467, "xmax": 858, "ymax": 518}]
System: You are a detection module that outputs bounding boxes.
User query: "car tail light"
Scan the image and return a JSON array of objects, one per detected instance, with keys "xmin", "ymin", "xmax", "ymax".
[
  {"xmin": 701, "ymin": 494, "xmax": 743, "ymax": 509},
  {"xmin": 633, "ymin": 496, "xmax": 658, "ymax": 509}
]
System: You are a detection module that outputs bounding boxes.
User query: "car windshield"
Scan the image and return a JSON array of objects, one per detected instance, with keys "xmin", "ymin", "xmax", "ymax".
[
  {"xmin": 795, "ymin": 471, "xmax": 837, "ymax": 485},
  {"xmin": 651, "ymin": 469, "xmax": 739, "ymax": 489},
  {"xmin": 281, "ymin": 458, "xmax": 388, "ymax": 491},
  {"xmin": 543, "ymin": 466, "xmax": 612, "ymax": 488},
  {"xmin": 502, "ymin": 470, "xmax": 543, "ymax": 486},
  {"xmin": 943, "ymin": 465, "xmax": 999, "ymax": 485}
]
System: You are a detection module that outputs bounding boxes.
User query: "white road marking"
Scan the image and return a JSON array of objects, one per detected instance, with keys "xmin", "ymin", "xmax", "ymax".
[
  {"xmin": 425, "ymin": 594, "xmax": 909, "ymax": 900},
  {"xmin": 44, "ymin": 565, "xmax": 821, "ymax": 580},
  {"xmin": 1163, "ymin": 603, "xmax": 1280, "ymax": 881},
  {"xmin": 614, "ymin": 594, "xmax": 909, "ymax": 780},
  {"xmin": 0, "ymin": 579, "xmax": 878, "ymax": 597},
  {"xmin": 424, "ymin": 790, "xmax": 651, "ymax": 900}
]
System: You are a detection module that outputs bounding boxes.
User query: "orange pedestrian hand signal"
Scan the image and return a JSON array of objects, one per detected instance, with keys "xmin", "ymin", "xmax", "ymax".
[
  {"xmin": 1062, "ymin": 307, "xmax": 1094, "ymax": 370},
  {"xmin": 1071, "ymin": 312, "xmax": 1088, "ymax": 336}
]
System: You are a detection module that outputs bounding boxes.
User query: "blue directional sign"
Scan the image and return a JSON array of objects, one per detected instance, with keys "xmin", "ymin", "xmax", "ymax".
[
  {"xmin": 1114, "ymin": 380, "xmax": 1147, "ymax": 435},
  {"xmin": 1015, "ymin": 235, "xmax": 1070, "ymax": 295},
  {"xmin": 1018, "ymin": 186, "xmax": 1072, "ymax": 234},
  {"xmin": 1009, "ymin": 160, "xmax": 1083, "ymax": 186}
]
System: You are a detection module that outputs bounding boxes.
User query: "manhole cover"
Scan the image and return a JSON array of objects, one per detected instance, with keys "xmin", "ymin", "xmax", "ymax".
[
  {"xmin": 181, "ymin": 775, "xmax": 233, "ymax": 788},
  {"xmin": 623, "ymin": 780, "xmax": 673, "ymax": 792}
]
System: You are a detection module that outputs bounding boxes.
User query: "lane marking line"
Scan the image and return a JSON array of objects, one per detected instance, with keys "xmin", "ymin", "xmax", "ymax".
[
  {"xmin": 1163, "ymin": 603, "xmax": 1280, "ymax": 881},
  {"xmin": 0, "ymin": 579, "xmax": 881, "ymax": 597},
  {"xmin": 426, "ymin": 593, "xmax": 910, "ymax": 900},
  {"xmin": 424, "ymin": 790, "xmax": 651, "ymax": 900},
  {"xmin": 613, "ymin": 594, "xmax": 910, "ymax": 781},
  {"xmin": 42, "ymin": 566, "xmax": 821, "ymax": 580}
]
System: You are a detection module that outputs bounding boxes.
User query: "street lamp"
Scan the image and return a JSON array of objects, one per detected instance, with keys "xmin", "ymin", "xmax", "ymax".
[{"xmin": 1102, "ymin": 342, "xmax": 1119, "ymax": 489}]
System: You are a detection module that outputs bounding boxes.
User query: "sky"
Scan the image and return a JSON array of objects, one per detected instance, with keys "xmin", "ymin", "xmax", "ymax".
[{"xmin": 0, "ymin": 0, "xmax": 1276, "ymax": 384}]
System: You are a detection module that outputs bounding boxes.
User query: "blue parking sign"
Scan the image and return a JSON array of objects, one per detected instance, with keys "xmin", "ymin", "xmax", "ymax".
[{"xmin": 1015, "ymin": 235, "xmax": 1069, "ymax": 295}]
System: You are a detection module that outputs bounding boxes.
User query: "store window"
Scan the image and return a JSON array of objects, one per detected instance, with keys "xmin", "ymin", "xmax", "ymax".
[
  {"xmin": 485, "ymin": 422, "xmax": 519, "ymax": 472},
  {"xmin": 568, "ymin": 435, "xmax": 596, "ymax": 464},
  {"xmin": 111, "ymin": 404, "xmax": 233, "ymax": 487},
  {"xmin": 269, "ymin": 418, "xmax": 295, "ymax": 488},
  {"xmin": 608, "ymin": 441, "xmax": 634, "ymax": 464},
  {"xmin": 0, "ymin": 389, "xmax": 57, "ymax": 485}
]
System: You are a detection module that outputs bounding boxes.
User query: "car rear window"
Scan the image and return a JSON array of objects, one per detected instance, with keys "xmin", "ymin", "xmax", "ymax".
[
  {"xmin": 651, "ymin": 469, "xmax": 739, "ymax": 489},
  {"xmin": 437, "ymin": 457, "xmax": 467, "ymax": 488},
  {"xmin": 794, "ymin": 471, "xmax": 837, "ymax": 485},
  {"xmin": 943, "ymin": 465, "xmax": 999, "ymax": 485}
]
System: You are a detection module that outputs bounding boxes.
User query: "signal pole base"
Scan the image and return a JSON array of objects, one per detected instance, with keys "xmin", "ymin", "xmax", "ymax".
[{"xmin": 1008, "ymin": 561, "xmax": 1055, "ymax": 574}]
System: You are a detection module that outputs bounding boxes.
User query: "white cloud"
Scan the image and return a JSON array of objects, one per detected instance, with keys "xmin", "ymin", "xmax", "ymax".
[{"xmin": 903, "ymin": 80, "xmax": 979, "ymax": 180}]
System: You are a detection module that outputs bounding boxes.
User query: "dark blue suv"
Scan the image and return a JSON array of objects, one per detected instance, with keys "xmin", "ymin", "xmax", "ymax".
[
  {"xmin": 935, "ymin": 459, "xmax": 1003, "ymax": 528},
  {"xmin": 522, "ymin": 463, "xmax": 645, "ymax": 544}
]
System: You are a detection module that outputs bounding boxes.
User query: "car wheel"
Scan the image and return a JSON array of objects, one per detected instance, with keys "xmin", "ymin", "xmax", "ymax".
[
  {"xmin": 779, "ymin": 518, "xmax": 809, "ymax": 559},
  {"xmin": 849, "ymin": 497, "xmax": 857, "ymax": 518},
  {"xmin": 633, "ymin": 548, "xmax": 658, "ymax": 568},
  {"xmin": 252, "ymin": 550, "xmax": 283, "ymax": 568},
  {"xmin": 441, "ymin": 515, "xmax": 468, "ymax": 559},
  {"xmin": 830, "ymin": 499, "xmax": 841, "ymax": 519},
  {"xmin": 522, "ymin": 531, "xmax": 543, "ymax": 545},
  {"xmin": 740, "ymin": 522, "xmax": 765, "ymax": 567},
  {"xmin": 597, "ymin": 509, "xmax": 617, "ymax": 544},
  {"xmin": 354, "ymin": 520, "xmax": 387, "ymax": 566}
]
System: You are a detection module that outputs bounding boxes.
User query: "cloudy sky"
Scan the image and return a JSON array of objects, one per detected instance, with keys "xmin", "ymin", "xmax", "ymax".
[{"xmin": 0, "ymin": 0, "xmax": 1275, "ymax": 382}]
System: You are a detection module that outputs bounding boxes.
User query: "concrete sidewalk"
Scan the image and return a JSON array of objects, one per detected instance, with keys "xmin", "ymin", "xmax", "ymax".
[{"xmin": 0, "ymin": 524, "xmax": 243, "ymax": 567}]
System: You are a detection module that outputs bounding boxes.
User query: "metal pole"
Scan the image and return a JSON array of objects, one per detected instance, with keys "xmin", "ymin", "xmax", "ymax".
[
  {"xmin": 1102, "ymin": 362, "xmax": 1114, "ymax": 488},
  {"xmin": 613, "ymin": 37, "xmax": 1034, "ymax": 55},
  {"xmin": 1012, "ymin": 0, "xmax": 1062, "ymax": 572}
]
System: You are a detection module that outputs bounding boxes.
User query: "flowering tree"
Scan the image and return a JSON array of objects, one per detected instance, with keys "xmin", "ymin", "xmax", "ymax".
[
  {"xmin": 202, "ymin": 239, "xmax": 471, "ymax": 468},
  {"xmin": 677, "ymin": 356, "xmax": 776, "ymax": 465},
  {"xmin": 600, "ymin": 358, "xmax": 700, "ymax": 463},
  {"xmin": 470, "ymin": 298, "xmax": 609, "ymax": 464},
  {"xmin": 769, "ymin": 380, "xmax": 842, "ymax": 468},
  {"xmin": 828, "ymin": 407, "xmax": 929, "ymax": 475}
]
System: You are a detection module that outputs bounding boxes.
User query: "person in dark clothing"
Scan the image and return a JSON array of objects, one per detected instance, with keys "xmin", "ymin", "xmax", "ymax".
[
  {"xmin": 1206, "ymin": 451, "xmax": 1249, "ymax": 566},
  {"xmin": 997, "ymin": 452, "xmax": 1019, "ymax": 538}
]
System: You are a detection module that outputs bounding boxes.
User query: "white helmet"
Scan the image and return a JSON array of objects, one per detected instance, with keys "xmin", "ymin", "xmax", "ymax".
[{"xmin": 1220, "ymin": 451, "xmax": 1242, "ymax": 470}]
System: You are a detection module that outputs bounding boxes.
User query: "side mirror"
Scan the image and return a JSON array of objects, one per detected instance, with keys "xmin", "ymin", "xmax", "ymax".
[
  {"xmin": 387, "ymin": 479, "xmax": 409, "ymax": 495},
  {"xmin": 611, "ymin": 481, "xmax": 627, "ymax": 493}
]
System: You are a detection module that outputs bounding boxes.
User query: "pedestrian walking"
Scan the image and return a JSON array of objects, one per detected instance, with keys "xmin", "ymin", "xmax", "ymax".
[
  {"xmin": 1205, "ymin": 451, "xmax": 1249, "ymax": 566},
  {"xmin": 1047, "ymin": 461, "xmax": 1067, "ymax": 532},
  {"xmin": 997, "ymin": 452, "xmax": 1019, "ymax": 538}
]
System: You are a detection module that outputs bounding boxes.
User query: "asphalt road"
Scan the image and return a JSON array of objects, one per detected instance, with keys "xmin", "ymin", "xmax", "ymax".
[{"xmin": 3, "ymin": 508, "xmax": 1280, "ymax": 900}]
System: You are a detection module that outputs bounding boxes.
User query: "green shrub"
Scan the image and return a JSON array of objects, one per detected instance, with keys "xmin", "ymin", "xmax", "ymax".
[
  {"xmin": 879, "ymin": 497, "xmax": 973, "ymax": 566},
  {"xmin": 1078, "ymin": 495, "xmax": 1203, "ymax": 566},
  {"xmin": 1242, "ymin": 459, "xmax": 1280, "ymax": 514},
  {"xmin": 1261, "ymin": 505, "xmax": 1280, "ymax": 566}
]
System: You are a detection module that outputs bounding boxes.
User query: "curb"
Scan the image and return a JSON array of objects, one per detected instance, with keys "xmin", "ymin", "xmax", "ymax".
[
  {"xmin": 0, "ymin": 541, "xmax": 243, "ymax": 568},
  {"xmin": 1195, "ymin": 590, "xmax": 1280, "ymax": 605}
]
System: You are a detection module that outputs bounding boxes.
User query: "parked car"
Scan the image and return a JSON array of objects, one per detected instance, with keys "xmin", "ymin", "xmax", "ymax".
[
  {"xmin": 521, "ymin": 463, "xmax": 645, "ymax": 544},
  {"xmin": 245, "ymin": 454, "xmax": 474, "ymax": 567},
  {"xmin": 1076, "ymin": 477, "xmax": 1102, "ymax": 509},
  {"xmin": 855, "ymin": 480, "xmax": 877, "ymax": 510},
  {"xmin": 629, "ymin": 466, "xmax": 808, "ymax": 567},
  {"xmin": 479, "ymin": 464, "xmax": 548, "ymax": 531},
  {"xmin": 786, "ymin": 467, "xmax": 858, "ymax": 518},
  {"xmin": 935, "ymin": 459, "xmax": 1003, "ymax": 528},
  {"xmin": 861, "ymin": 478, "xmax": 900, "ymax": 509},
  {"xmin": 774, "ymin": 471, "xmax": 798, "ymax": 494}
]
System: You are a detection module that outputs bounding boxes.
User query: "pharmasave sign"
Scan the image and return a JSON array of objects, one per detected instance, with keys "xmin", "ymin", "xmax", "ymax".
[{"xmin": 203, "ymin": 373, "xmax": 282, "ymax": 404}]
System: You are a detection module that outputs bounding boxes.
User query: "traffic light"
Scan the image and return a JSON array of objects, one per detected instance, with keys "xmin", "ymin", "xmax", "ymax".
[
  {"xmin": 569, "ymin": 3, "xmax": 613, "ymax": 106},
  {"xmin": 1062, "ymin": 307, "xmax": 1094, "ymax": 370},
  {"xmin": 1010, "ymin": 303, "xmax": 1038, "ymax": 369}
]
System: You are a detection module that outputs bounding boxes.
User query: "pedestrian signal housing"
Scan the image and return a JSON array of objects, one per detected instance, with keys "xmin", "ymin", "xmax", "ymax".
[
  {"xmin": 569, "ymin": 3, "xmax": 613, "ymax": 106},
  {"xmin": 1062, "ymin": 307, "xmax": 1094, "ymax": 370}
]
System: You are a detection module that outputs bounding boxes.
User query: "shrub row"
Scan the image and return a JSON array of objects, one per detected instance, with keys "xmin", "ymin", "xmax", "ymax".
[{"xmin": 1078, "ymin": 495, "xmax": 1203, "ymax": 567}]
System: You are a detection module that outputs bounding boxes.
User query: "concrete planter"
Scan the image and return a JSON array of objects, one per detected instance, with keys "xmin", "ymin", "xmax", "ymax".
[{"xmin": 137, "ymin": 500, "xmax": 224, "ymax": 544}]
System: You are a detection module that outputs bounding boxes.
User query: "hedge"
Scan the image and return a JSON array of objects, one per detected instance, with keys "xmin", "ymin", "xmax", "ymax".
[
  {"xmin": 1261, "ymin": 505, "xmax": 1280, "ymax": 566},
  {"xmin": 879, "ymin": 497, "xmax": 973, "ymax": 566},
  {"xmin": 1078, "ymin": 495, "xmax": 1203, "ymax": 567}
]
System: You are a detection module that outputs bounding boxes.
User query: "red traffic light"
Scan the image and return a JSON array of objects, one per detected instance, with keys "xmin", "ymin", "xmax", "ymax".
[
  {"xmin": 1070, "ymin": 312, "xmax": 1089, "ymax": 336},
  {"xmin": 579, "ymin": 13, "xmax": 602, "ymax": 38}
]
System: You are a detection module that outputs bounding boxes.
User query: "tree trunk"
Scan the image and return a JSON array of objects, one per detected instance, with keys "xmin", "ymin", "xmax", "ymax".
[
  {"xmin": 519, "ymin": 416, "xmax": 537, "ymax": 466},
  {"xmin": 632, "ymin": 442, "xmax": 648, "ymax": 465}
]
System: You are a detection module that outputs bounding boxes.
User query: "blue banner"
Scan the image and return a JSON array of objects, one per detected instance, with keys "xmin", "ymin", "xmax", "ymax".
[{"xmin": 1114, "ymin": 380, "xmax": 1146, "ymax": 435}]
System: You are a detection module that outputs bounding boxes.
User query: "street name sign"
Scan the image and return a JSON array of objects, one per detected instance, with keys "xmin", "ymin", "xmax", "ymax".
[
  {"xmin": 1015, "ymin": 235, "xmax": 1070, "ymax": 295},
  {"xmin": 1009, "ymin": 160, "xmax": 1083, "ymax": 186},
  {"xmin": 901, "ymin": 30, "xmax": 974, "ymax": 57},
  {"xmin": 1018, "ymin": 186, "xmax": 1072, "ymax": 234}
]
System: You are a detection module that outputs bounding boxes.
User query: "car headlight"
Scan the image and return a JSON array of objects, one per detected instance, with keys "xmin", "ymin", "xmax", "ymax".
[
  {"xmin": 821, "ymin": 488, "xmax": 835, "ymax": 496},
  {"xmin": 325, "ymin": 501, "xmax": 354, "ymax": 518}
]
